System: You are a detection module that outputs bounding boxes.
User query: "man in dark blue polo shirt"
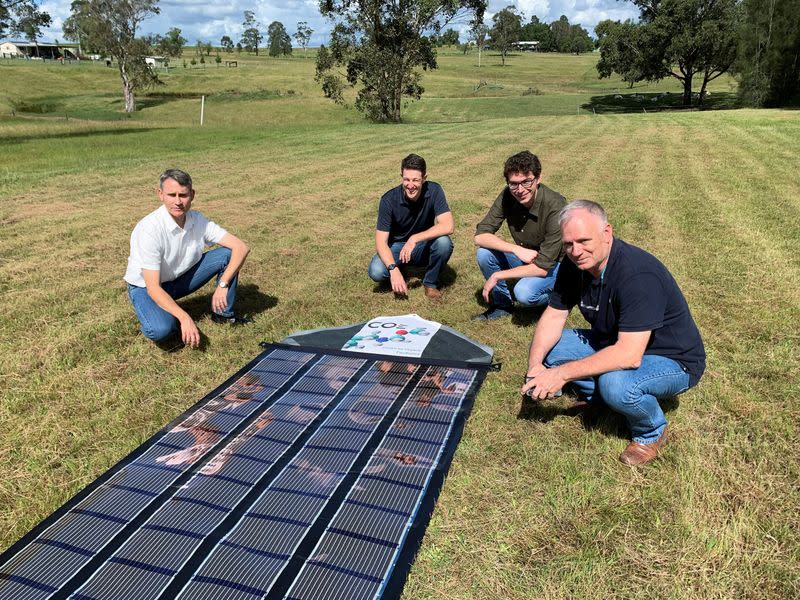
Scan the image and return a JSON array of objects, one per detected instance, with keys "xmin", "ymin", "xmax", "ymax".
[
  {"xmin": 368, "ymin": 154, "xmax": 454, "ymax": 299},
  {"xmin": 521, "ymin": 200, "xmax": 705, "ymax": 466}
]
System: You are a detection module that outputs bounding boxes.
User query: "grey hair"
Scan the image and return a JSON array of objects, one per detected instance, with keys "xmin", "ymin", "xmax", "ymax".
[
  {"xmin": 159, "ymin": 168, "xmax": 193, "ymax": 190},
  {"xmin": 559, "ymin": 199, "xmax": 608, "ymax": 227}
]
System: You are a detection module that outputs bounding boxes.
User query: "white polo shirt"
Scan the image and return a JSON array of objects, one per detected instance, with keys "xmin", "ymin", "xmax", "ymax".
[{"xmin": 124, "ymin": 205, "xmax": 227, "ymax": 287}]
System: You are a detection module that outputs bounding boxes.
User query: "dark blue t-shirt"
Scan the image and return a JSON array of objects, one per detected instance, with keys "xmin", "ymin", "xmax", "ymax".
[
  {"xmin": 549, "ymin": 238, "xmax": 706, "ymax": 386},
  {"xmin": 376, "ymin": 181, "xmax": 450, "ymax": 244}
]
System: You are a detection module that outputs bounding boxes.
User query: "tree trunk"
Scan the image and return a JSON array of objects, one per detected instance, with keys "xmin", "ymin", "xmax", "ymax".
[
  {"xmin": 682, "ymin": 71, "xmax": 693, "ymax": 107},
  {"xmin": 120, "ymin": 63, "xmax": 136, "ymax": 113},
  {"xmin": 698, "ymin": 70, "xmax": 710, "ymax": 106}
]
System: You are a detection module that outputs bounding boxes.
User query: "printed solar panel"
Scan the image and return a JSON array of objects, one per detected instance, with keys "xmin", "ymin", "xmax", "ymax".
[{"xmin": 0, "ymin": 344, "xmax": 491, "ymax": 600}]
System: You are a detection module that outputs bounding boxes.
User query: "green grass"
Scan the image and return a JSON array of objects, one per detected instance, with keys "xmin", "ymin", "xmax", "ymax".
[{"xmin": 0, "ymin": 51, "xmax": 798, "ymax": 599}]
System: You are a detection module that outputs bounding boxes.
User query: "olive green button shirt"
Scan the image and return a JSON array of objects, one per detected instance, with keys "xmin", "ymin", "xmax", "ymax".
[{"xmin": 475, "ymin": 183, "xmax": 567, "ymax": 271}]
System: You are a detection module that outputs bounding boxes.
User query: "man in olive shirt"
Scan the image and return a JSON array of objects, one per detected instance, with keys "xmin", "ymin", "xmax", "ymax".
[{"xmin": 473, "ymin": 151, "xmax": 566, "ymax": 320}]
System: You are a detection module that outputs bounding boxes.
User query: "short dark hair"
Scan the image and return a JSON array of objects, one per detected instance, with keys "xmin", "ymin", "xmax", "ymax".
[
  {"xmin": 401, "ymin": 154, "xmax": 426, "ymax": 175},
  {"xmin": 159, "ymin": 168, "xmax": 193, "ymax": 190},
  {"xmin": 503, "ymin": 151, "xmax": 542, "ymax": 180}
]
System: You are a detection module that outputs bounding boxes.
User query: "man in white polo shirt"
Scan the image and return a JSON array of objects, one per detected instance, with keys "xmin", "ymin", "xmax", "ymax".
[{"xmin": 124, "ymin": 169, "xmax": 251, "ymax": 348}]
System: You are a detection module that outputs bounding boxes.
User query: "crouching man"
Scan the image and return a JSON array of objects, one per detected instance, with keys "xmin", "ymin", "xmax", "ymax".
[
  {"xmin": 124, "ymin": 169, "xmax": 251, "ymax": 348},
  {"xmin": 521, "ymin": 200, "xmax": 705, "ymax": 465},
  {"xmin": 368, "ymin": 154, "xmax": 454, "ymax": 299}
]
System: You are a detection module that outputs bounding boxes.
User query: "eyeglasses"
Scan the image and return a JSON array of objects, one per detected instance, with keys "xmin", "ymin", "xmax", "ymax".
[{"xmin": 507, "ymin": 178, "xmax": 536, "ymax": 191}]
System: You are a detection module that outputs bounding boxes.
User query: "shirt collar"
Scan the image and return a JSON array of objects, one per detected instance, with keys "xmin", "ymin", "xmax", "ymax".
[{"xmin": 157, "ymin": 204, "xmax": 193, "ymax": 233}]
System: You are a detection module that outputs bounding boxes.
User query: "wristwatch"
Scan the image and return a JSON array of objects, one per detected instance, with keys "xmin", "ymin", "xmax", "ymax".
[
  {"xmin": 388, "ymin": 263, "xmax": 397, "ymax": 271},
  {"xmin": 218, "ymin": 280, "xmax": 229, "ymax": 289}
]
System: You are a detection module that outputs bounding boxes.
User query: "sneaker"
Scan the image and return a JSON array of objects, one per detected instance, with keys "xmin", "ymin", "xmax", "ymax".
[
  {"xmin": 211, "ymin": 313, "xmax": 254, "ymax": 326},
  {"xmin": 471, "ymin": 306, "xmax": 513, "ymax": 321}
]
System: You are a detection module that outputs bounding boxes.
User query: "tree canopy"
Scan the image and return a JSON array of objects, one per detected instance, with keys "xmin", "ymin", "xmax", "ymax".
[
  {"xmin": 316, "ymin": 0, "xmax": 486, "ymax": 123},
  {"xmin": 267, "ymin": 20, "xmax": 292, "ymax": 57},
  {"xmin": 63, "ymin": 0, "xmax": 161, "ymax": 113},
  {"xmin": 3, "ymin": 0, "xmax": 50, "ymax": 53}
]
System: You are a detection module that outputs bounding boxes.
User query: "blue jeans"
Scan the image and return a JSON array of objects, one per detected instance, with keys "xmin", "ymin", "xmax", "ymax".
[
  {"xmin": 544, "ymin": 329, "xmax": 691, "ymax": 444},
  {"xmin": 368, "ymin": 236, "xmax": 453, "ymax": 289},
  {"xmin": 476, "ymin": 248, "xmax": 559, "ymax": 308},
  {"xmin": 127, "ymin": 247, "xmax": 237, "ymax": 342}
]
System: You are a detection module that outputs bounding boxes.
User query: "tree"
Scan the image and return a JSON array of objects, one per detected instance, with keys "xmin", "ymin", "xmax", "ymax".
[
  {"xmin": 549, "ymin": 15, "xmax": 571, "ymax": 52},
  {"xmin": 293, "ymin": 21, "xmax": 313, "ymax": 58},
  {"xmin": 521, "ymin": 15, "xmax": 551, "ymax": 51},
  {"xmin": 735, "ymin": 0, "xmax": 800, "ymax": 106},
  {"xmin": 469, "ymin": 21, "xmax": 488, "ymax": 67},
  {"xmin": 12, "ymin": 0, "xmax": 51, "ymax": 57},
  {"xmin": 63, "ymin": 0, "xmax": 161, "ymax": 113},
  {"xmin": 155, "ymin": 27, "xmax": 185, "ymax": 57},
  {"xmin": 597, "ymin": 0, "xmax": 740, "ymax": 106},
  {"xmin": 241, "ymin": 10, "xmax": 262, "ymax": 55},
  {"xmin": 568, "ymin": 23, "xmax": 594, "ymax": 54},
  {"xmin": 267, "ymin": 20, "xmax": 292, "ymax": 57},
  {"xmin": 489, "ymin": 5, "xmax": 521, "ymax": 66},
  {"xmin": 316, "ymin": 0, "xmax": 485, "ymax": 122},
  {"xmin": 220, "ymin": 34, "xmax": 234, "ymax": 52},
  {"xmin": 440, "ymin": 28, "xmax": 459, "ymax": 46}
]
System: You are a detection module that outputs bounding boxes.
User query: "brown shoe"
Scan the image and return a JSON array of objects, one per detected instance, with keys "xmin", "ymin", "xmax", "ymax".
[
  {"xmin": 424, "ymin": 286, "xmax": 442, "ymax": 300},
  {"xmin": 619, "ymin": 425, "xmax": 669, "ymax": 466}
]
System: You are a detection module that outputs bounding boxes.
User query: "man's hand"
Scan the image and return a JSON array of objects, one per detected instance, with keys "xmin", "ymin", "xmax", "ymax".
[
  {"xmin": 179, "ymin": 315, "xmax": 201, "ymax": 348},
  {"xmin": 212, "ymin": 286, "xmax": 229, "ymax": 315},
  {"xmin": 482, "ymin": 273, "xmax": 501, "ymax": 303},
  {"xmin": 390, "ymin": 268, "xmax": 408, "ymax": 296},
  {"xmin": 515, "ymin": 247, "xmax": 538, "ymax": 264},
  {"xmin": 399, "ymin": 237, "xmax": 417, "ymax": 263},
  {"xmin": 521, "ymin": 365, "xmax": 565, "ymax": 400}
]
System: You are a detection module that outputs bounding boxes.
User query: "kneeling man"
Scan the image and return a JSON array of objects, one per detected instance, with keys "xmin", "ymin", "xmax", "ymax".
[
  {"xmin": 124, "ymin": 169, "xmax": 251, "ymax": 348},
  {"xmin": 368, "ymin": 154, "xmax": 454, "ymax": 299},
  {"xmin": 473, "ymin": 151, "xmax": 565, "ymax": 320},
  {"xmin": 521, "ymin": 200, "xmax": 705, "ymax": 465}
]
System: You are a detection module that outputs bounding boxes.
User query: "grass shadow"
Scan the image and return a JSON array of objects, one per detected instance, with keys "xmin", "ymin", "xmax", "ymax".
[
  {"xmin": 582, "ymin": 91, "xmax": 739, "ymax": 114},
  {"xmin": 2, "ymin": 126, "xmax": 164, "ymax": 145},
  {"xmin": 517, "ymin": 394, "xmax": 681, "ymax": 442},
  {"xmin": 179, "ymin": 283, "xmax": 278, "ymax": 322}
]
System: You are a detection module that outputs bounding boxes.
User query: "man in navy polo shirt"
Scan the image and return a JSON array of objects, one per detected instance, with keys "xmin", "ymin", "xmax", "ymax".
[
  {"xmin": 368, "ymin": 154, "xmax": 454, "ymax": 299},
  {"xmin": 521, "ymin": 200, "xmax": 705, "ymax": 466}
]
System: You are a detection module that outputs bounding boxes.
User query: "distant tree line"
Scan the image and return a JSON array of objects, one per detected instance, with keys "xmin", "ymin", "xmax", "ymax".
[{"xmin": 596, "ymin": 0, "xmax": 800, "ymax": 107}]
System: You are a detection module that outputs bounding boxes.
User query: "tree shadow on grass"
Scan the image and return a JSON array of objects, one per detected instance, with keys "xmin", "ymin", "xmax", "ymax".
[
  {"xmin": 517, "ymin": 393, "xmax": 681, "ymax": 442},
  {"xmin": 581, "ymin": 91, "xmax": 739, "ymax": 114},
  {"xmin": 2, "ymin": 126, "xmax": 163, "ymax": 145}
]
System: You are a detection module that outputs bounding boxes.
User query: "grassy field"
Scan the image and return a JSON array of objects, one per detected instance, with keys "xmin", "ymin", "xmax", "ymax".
[{"xmin": 0, "ymin": 50, "xmax": 798, "ymax": 599}]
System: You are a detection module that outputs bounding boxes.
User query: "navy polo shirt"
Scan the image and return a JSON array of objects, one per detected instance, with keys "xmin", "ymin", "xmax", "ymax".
[
  {"xmin": 376, "ymin": 181, "xmax": 450, "ymax": 244},
  {"xmin": 549, "ymin": 238, "xmax": 706, "ymax": 386}
]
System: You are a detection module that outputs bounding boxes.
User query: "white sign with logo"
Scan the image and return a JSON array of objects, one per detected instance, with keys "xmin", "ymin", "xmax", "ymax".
[{"xmin": 342, "ymin": 314, "xmax": 442, "ymax": 358}]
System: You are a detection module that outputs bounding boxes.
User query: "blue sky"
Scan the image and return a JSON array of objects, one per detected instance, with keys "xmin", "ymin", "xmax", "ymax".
[{"xmin": 36, "ymin": 0, "xmax": 639, "ymax": 46}]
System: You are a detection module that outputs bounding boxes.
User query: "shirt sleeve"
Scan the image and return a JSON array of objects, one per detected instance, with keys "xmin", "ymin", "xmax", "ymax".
[
  {"xmin": 136, "ymin": 226, "xmax": 164, "ymax": 272},
  {"xmin": 432, "ymin": 184, "xmax": 451, "ymax": 216},
  {"xmin": 617, "ymin": 271, "xmax": 667, "ymax": 332},
  {"xmin": 376, "ymin": 194, "xmax": 392, "ymax": 232},
  {"xmin": 203, "ymin": 219, "xmax": 227, "ymax": 245},
  {"xmin": 548, "ymin": 258, "xmax": 579, "ymax": 310},
  {"xmin": 532, "ymin": 203, "xmax": 564, "ymax": 271},
  {"xmin": 475, "ymin": 192, "xmax": 506, "ymax": 236}
]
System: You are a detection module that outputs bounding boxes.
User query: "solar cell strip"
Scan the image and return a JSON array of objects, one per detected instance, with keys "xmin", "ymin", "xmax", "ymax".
[
  {"xmin": 8, "ymin": 348, "xmax": 316, "ymax": 600},
  {"xmin": 283, "ymin": 367, "xmax": 479, "ymax": 600},
  {"xmin": 174, "ymin": 361, "xmax": 424, "ymax": 600},
  {"xmin": 68, "ymin": 355, "xmax": 366, "ymax": 600}
]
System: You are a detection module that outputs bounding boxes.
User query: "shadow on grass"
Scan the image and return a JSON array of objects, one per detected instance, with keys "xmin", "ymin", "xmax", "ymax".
[
  {"xmin": 370, "ymin": 264, "xmax": 458, "ymax": 296},
  {"xmin": 517, "ymin": 394, "xmax": 681, "ymax": 442},
  {"xmin": 581, "ymin": 91, "xmax": 739, "ymax": 114},
  {"xmin": 2, "ymin": 126, "xmax": 163, "ymax": 145}
]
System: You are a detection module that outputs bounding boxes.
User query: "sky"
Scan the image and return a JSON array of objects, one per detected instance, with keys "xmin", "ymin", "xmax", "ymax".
[{"xmin": 35, "ymin": 0, "xmax": 639, "ymax": 47}]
